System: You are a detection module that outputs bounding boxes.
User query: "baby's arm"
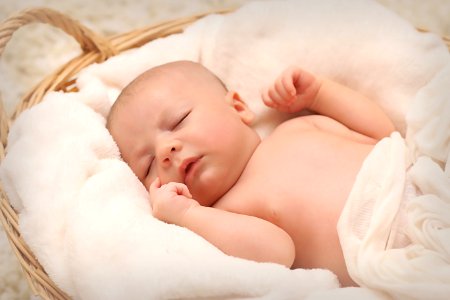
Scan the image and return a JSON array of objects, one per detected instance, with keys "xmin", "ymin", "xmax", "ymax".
[
  {"xmin": 262, "ymin": 67, "xmax": 395, "ymax": 140},
  {"xmin": 149, "ymin": 178, "xmax": 295, "ymax": 267}
]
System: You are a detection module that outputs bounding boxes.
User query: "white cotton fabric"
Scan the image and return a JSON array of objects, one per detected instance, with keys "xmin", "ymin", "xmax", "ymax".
[
  {"xmin": 1, "ymin": 0, "xmax": 449, "ymax": 299},
  {"xmin": 338, "ymin": 66, "xmax": 450, "ymax": 300},
  {"xmin": 338, "ymin": 132, "xmax": 450, "ymax": 299}
]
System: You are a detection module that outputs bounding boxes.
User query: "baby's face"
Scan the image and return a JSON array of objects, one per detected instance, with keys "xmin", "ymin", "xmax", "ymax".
[{"xmin": 110, "ymin": 66, "xmax": 260, "ymax": 206}]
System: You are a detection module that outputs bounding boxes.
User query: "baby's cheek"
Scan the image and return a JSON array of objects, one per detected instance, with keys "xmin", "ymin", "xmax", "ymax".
[{"xmin": 207, "ymin": 119, "xmax": 239, "ymax": 143}]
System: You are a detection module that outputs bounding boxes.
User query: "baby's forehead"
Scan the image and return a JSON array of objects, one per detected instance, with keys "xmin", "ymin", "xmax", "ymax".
[
  {"xmin": 114, "ymin": 61, "xmax": 225, "ymax": 112},
  {"xmin": 142, "ymin": 62, "xmax": 220, "ymax": 86}
]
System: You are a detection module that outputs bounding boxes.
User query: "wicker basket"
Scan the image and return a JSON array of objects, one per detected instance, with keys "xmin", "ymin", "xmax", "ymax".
[{"xmin": 0, "ymin": 7, "xmax": 449, "ymax": 300}]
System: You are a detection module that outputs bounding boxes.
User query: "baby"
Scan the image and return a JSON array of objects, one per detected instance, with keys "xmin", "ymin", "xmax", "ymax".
[{"xmin": 107, "ymin": 60, "xmax": 395, "ymax": 287}]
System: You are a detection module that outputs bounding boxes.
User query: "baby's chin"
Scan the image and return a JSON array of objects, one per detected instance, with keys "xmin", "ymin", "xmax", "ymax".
[
  {"xmin": 189, "ymin": 160, "xmax": 245, "ymax": 206},
  {"xmin": 190, "ymin": 186, "xmax": 224, "ymax": 207},
  {"xmin": 189, "ymin": 178, "xmax": 232, "ymax": 207}
]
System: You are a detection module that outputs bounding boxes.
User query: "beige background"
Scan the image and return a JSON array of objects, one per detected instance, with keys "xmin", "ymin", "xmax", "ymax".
[{"xmin": 0, "ymin": 0, "xmax": 449, "ymax": 299}]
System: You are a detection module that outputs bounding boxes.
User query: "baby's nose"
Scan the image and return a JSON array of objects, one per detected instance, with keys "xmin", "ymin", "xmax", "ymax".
[{"xmin": 158, "ymin": 140, "xmax": 182, "ymax": 165}]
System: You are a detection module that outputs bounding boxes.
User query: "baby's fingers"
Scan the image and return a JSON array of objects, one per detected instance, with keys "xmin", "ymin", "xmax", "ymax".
[
  {"xmin": 157, "ymin": 181, "xmax": 192, "ymax": 199},
  {"xmin": 262, "ymin": 87, "xmax": 278, "ymax": 108},
  {"xmin": 174, "ymin": 183, "xmax": 192, "ymax": 199},
  {"xmin": 275, "ymin": 74, "xmax": 295, "ymax": 100},
  {"xmin": 149, "ymin": 177, "xmax": 161, "ymax": 192},
  {"xmin": 281, "ymin": 71, "xmax": 297, "ymax": 97},
  {"xmin": 148, "ymin": 177, "xmax": 161, "ymax": 205}
]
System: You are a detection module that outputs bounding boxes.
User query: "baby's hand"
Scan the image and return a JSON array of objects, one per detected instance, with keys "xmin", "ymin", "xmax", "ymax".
[
  {"xmin": 149, "ymin": 178, "xmax": 199, "ymax": 225},
  {"xmin": 262, "ymin": 67, "xmax": 321, "ymax": 113}
]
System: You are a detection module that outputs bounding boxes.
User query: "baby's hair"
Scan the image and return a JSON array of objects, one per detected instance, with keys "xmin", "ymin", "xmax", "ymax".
[
  {"xmin": 106, "ymin": 61, "xmax": 227, "ymax": 131},
  {"xmin": 210, "ymin": 71, "xmax": 228, "ymax": 92},
  {"xmin": 105, "ymin": 89, "xmax": 129, "ymax": 131}
]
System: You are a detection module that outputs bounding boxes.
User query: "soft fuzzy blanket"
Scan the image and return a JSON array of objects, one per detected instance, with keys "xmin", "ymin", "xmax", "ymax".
[{"xmin": 1, "ymin": 0, "xmax": 449, "ymax": 299}]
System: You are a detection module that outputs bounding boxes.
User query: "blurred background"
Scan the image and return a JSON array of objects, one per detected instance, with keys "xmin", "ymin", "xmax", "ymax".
[{"xmin": 0, "ymin": 0, "xmax": 449, "ymax": 299}]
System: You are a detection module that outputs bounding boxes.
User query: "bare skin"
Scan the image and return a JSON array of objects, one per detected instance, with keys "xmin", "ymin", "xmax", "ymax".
[
  {"xmin": 108, "ymin": 61, "xmax": 395, "ymax": 287},
  {"xmin": 215, "ymin": 115, "xmax": 374, "ymax": 286}
]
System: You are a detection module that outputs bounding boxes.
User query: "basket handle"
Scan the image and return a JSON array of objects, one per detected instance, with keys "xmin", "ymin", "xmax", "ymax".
[
  {"xmin": 0, "ymin": 7, "xmax": 118, "ymax": 159},
  {"xmin": 0, "ymin": 7, "xmax": 116, "ymax": 59}
]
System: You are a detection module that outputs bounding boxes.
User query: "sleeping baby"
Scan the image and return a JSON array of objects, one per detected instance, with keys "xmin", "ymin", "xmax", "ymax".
[{"xmin": 106, "ymin": 60, "xmax": 396, "ymax": 287}]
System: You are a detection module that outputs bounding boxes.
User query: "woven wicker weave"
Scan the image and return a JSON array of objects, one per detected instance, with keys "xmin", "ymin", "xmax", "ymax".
[{"xmin": 0, "ymin": 7, "xmax": 449, "ymax": 300}]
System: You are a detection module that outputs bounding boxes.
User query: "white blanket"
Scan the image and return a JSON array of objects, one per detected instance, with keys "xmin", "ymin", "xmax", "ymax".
[
  {"xmin": 1, "ymin": 0, "xmax": 449, "ymax": 299},
  {"xmin": 338, "ymin": 129, "xmax": 450, "ymax": 299}
]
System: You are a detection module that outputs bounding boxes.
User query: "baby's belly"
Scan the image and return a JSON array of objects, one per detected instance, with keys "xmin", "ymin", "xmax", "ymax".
[{"xmin": 239, "ymin": 130, "xmax": 373, "ymax": 285}]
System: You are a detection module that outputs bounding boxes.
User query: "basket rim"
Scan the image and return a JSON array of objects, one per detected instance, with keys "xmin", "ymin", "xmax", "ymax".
[{"xmin": 0, "ymin": 6, "xmax": 449, "ymax": 300}]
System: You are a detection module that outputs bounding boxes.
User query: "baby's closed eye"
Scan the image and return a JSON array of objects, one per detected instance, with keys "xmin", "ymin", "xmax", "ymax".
[{"xmin": 173, "ymin": 110, "xmax": 191, "ymax": 129}]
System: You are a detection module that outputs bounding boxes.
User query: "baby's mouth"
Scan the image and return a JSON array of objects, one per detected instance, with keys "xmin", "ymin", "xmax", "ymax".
[
  {"xmin": 180, "ymin": 156, "xmax": 202, "ymax": 184},
  {"xmin": 185, "ymin": 161, "xmax": 195, "ymax": 175}
]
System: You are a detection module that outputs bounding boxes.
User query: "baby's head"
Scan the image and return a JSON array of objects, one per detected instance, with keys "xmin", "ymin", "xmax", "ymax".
[{"xmin": 107, "ymin": 60, "xmax": 260, "ymax": 206}]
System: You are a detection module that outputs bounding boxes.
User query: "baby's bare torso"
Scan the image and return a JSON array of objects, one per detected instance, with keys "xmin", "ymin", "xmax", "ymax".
[{"xmin": 216, "ymin": 115, "xmax": 374, "ymax": 286}]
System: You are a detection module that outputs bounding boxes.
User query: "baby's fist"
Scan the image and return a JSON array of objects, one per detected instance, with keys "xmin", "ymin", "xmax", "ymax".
[
  {"xmin": 149, "ymin": 178, "xmax": 199, "ymax": 225},
  {"xmin": 262, "ymin": 67, "xmax": 321, "ymax": 113}
]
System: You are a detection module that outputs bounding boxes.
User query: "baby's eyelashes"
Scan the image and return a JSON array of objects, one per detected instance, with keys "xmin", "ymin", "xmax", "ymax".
[{"xmin": 173, "ymin": 110, "xmax": 191, "ymax": 129}]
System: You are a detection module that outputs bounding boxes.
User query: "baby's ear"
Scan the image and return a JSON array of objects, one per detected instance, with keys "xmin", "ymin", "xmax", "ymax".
[{"xmin": 225, "ymin": 91, "xmax": 255, "ymax": 125}]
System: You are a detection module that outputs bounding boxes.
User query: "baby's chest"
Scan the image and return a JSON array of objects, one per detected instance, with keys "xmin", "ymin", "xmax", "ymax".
[{"xmin": 226, "ymin": 130, "xmax": 362, "ymax": 225}]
